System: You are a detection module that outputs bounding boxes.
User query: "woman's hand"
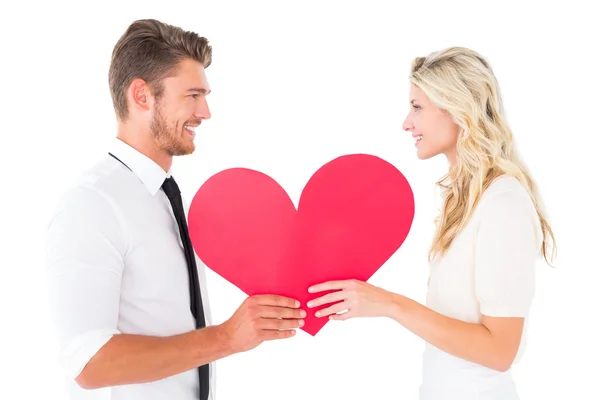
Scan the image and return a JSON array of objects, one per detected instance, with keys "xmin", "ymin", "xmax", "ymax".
[{"xmin": 306, "ymin": 279, "xmax": 395, "ymax": 320}]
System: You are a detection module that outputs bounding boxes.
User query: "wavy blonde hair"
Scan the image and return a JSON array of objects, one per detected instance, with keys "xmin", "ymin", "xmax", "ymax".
[{"xmin": 410, "ymin": 47, "xmax": 556, "ymax": 265}]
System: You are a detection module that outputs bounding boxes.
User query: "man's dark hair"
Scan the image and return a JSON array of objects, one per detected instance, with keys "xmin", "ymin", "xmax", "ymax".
[{"xmin": 109, "ymin": 19, "xmax": 212, "ymax": 120}]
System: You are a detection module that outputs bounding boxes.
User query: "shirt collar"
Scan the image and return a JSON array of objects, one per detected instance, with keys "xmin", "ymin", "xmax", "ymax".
[{"xmin": 109, "ymin": 138, "xmax": 171, "ymax": 196}]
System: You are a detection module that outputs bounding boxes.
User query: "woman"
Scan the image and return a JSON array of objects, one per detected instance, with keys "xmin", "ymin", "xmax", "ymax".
[{"xmin": 307, "ymin": 47, "xmax": 556, "ymax": 399}]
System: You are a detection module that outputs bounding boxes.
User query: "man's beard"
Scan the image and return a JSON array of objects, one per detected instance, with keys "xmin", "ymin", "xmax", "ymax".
[{"xmin": 150, "ymin": 102, "xmax": 193, "ymax": 156}]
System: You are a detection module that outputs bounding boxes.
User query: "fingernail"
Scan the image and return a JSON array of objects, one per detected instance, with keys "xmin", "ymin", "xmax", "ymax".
[
  {"xmin": 315, "ymin": 311, "xmax": 321, "ymax": 317},
  {"xmin": 308, "ymin": 287, "xmax": 314, "ymax": 293},
  {"xmin": 300, "ymin": 310, "xmax": 307, "ymax": 317},
  {"xmin": 295, "ymin": 301, "xmax": 300, "ymax": 307},
  {"xmin": 299, "ymin": 320, "xmax": 305, "ymax": 326},
  {"xmin": 306, "ymin": 301, "xmax": 313, "ymax": 307}
]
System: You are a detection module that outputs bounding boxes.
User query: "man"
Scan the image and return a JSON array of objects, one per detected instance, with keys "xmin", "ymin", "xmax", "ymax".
[{"xmin": 46, "ymin": 19, "xmax": 305, "ymax": 400}]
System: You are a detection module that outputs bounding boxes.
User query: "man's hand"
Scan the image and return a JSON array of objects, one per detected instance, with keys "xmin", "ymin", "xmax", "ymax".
[{"xmin": 221, "ymin": 295, "xmax": 305, "ymax": 353}]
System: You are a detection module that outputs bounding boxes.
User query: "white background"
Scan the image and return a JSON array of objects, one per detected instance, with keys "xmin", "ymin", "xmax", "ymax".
[{"xmin": 1, "ymin": 1, "xmax": 598, "ymax": 399}]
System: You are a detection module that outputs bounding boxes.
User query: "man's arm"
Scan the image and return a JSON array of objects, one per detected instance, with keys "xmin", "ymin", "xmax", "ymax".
[
  {"xmin": 75, "ymin": 293, "xmax": 303, "ymax": 389},
  {"xmin": 47, "ymin": 185, "xmax": 304, "ymax": 390},
  {"xmin": 75, "ymin": 327, "xmax": 229, "ymax": 389},
  {"xmin": 47, "ymin": 185, "xmax": 128, "ymax": 384}
]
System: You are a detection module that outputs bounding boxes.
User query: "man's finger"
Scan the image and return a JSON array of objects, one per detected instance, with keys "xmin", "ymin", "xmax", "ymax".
[
  {"xmin": 252, "ymin": 294, "xmax": 300, "ymax": 308},
  {"xmin": 259, "ymin": 318, "xmax": 304, "ymax": 330},
  {"xmin": 258, "ymin": 305, "xmax": 307, "ymax": 319},
  {"xmin": 262, "ymin": 329, "xmax": 297, "ymax": 341}
]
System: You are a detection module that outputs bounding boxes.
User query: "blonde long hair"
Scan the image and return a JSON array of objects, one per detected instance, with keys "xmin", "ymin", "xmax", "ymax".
[{"xmin": 410, "ymin": 47, "xmax": 556, "ymax": 265}]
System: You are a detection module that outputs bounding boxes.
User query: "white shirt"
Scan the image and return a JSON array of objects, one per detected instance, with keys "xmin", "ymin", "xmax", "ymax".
[
  {"xmin": 419, "ymin": 175, "xmax": 543, "ymax": 400},
  {"xmin": 46, "ymin": 138, "xmax": 216, "ymax": 400}
]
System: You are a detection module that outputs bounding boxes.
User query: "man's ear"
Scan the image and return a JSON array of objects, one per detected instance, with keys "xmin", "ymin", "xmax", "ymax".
[{"xmin": 128, "ymin": 78, "xmax": 153, "ymax": 113}]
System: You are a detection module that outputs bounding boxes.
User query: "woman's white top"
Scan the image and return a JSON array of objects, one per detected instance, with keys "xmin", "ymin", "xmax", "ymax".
[{"xmin": 420, "ymin": 175, "xmax": 543, "ymax": 400}]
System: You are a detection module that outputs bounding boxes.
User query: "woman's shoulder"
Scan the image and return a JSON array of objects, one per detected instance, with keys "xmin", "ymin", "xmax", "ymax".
[
  {"xmin": 476, "ymin": 174, "xmax": 538, "ymax": 219},
  {"xmin": 481, "ymin": 174, "xmax": 530, "ymax": 201},
  {"xmin": 484, "ymin": 173, "xmax": 526, "ymax": 195}
]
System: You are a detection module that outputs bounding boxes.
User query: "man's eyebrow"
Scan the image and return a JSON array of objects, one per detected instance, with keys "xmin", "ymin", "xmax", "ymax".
[{"xmin": 187, "ymin": 88, "xmax": 211, "ymax": 94}]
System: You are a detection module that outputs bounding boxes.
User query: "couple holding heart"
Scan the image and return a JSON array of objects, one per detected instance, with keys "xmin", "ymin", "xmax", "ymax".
[{"xmin": 46, "ymin": 18, "xmax": 556, "ymax": 400}]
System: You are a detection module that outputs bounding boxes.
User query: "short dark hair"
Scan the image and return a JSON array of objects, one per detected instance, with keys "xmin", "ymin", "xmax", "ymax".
[{"xmin": 108, "ymin": 19, "xmax": 212, "ymax": 120}]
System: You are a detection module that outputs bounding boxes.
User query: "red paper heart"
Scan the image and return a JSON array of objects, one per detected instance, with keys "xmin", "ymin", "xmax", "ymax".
[{"xmin": 188, "ymin": 154, "xmax": 414, "ymax": 335}]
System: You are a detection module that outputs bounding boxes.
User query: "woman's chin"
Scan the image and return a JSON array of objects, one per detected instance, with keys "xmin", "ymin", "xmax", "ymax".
[{"xmin": 416, "ymin": 147, "xmax": 434, "ymax": 160}]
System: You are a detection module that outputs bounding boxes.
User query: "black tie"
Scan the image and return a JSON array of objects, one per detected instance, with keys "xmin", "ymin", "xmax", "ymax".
[{"xmin": 162, "ymin": 176, "xmax": 209, "ymax": 400}]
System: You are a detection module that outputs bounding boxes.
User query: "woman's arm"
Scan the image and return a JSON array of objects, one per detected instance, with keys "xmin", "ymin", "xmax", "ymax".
[
  {"xmin": 387, "ymin": 292, "xmax": 524, "ymax": 372},
  {"xmin": 308, "ymin": 188, "xmax": 540, "ymax": 372},
  {"xmin": 306, "ymin": 280, "xmax": 524, "ymax": 372}
]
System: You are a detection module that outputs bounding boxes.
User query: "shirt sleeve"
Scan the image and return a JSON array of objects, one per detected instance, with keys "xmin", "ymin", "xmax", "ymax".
[
  {"xmin": 474, "ymin": 189, "xmax": 542, "ymax": 317},
  {"xmin": 46, "ymin": 185, "xmax": 127, "ymax": 380}
]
